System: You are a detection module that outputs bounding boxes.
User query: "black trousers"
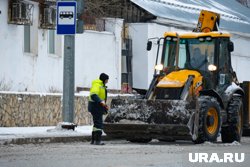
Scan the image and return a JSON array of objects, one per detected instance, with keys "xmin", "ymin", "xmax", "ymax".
[{"xmin": 88, "ymin": 101, "xmax": 104, "ymax": 130}]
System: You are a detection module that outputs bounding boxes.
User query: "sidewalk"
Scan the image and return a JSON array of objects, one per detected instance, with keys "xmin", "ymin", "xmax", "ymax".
[{"xmin": 0, "ymin": 125, "xmax": 93, "ymax": 145}]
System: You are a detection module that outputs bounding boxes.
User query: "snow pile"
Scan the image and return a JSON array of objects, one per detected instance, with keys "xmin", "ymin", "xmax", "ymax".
[{"xmin": 46, "ymin": 122, "xmax": 77, "ymax": 132}]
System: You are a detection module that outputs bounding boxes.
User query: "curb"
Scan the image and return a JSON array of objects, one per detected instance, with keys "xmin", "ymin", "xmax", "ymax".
[
  {"xmin": 0, "ymin": 135, "xmax": 112, "ymax": 145},
  {"xmin": 0, "ymin": 136, "xmax": 90, "ymax": 145}
]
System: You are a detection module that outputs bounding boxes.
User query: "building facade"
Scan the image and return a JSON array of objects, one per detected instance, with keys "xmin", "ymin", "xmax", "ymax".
[{"xmin": 0, "ymin": 0, "xmax": 123, "ymax": 92}]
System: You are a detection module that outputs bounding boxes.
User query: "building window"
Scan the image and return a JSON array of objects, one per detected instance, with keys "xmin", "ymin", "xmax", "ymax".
[
  {"xmin": 24, "ymin": 25, "xmax": 31, "ymax": 53},
  {"xmin": 23, "ymin": 24, "xmax": 38, "ymax": 56},
  {"xmin": 48, "ymin": 30, "xmax": 55, "ymax": 54}
]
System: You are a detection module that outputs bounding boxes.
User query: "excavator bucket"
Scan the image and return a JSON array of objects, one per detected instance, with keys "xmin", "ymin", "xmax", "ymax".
[{"xmin": 103, "ymin": 98, "xmax": 196, "ymax": 141}]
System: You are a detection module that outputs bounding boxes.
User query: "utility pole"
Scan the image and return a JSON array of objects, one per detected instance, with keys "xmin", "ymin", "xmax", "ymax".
[{"xmin": 57, "ymin": 0, "xmax": 84, "ymax": 129}]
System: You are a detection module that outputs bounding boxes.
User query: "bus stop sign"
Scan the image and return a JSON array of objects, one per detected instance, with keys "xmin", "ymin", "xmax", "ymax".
[{"xmin": 57, "ymin": 1, "xmax": 77, "ymax": 35}]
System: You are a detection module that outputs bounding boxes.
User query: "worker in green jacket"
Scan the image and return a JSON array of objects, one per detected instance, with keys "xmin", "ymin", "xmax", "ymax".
[{"xmin": 88, "ymin": 73, "xmax": 109, "ymax": 145}]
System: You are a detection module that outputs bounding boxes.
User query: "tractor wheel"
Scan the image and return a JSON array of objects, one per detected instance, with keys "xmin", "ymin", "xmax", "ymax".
[
  {"xmin": 221, "ymin": 95, "xmax": 243, "ymax": 143},
  {"xmin": 193, "ymin": 96, "xmax": 221, "ymax": 144}
]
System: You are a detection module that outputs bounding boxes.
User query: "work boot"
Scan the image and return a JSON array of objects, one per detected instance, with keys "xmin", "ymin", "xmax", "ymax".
[
  {"xmin": 95, "ymin": 131, "xmax": 105, "ymax": 145},
  {"xmin": 90, "ymin": 131, "xmax": 95, "ymax": 144}
]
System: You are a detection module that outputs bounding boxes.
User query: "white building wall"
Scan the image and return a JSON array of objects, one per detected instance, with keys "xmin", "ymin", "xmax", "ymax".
[
  {"xmin": 102, "ymin": 18, "xmax": 123, "ymax": 89},
  {"xmin": 0, "ymin": 0, "xmax": 61, "ymax": 92},
  {"xmin": 231, "ymin": 34, "xmax": 250, "ymax": 82},
  {"xmin": 0, "ymin": 1, "xmax": 122, "ymax": 92},
  {"xmin": 128, "ymin": 24, "xmax": 149, "ymax": 89},
  {"xmin": 75, "ymin": 31, "xmax": 119, "ymax": 90}
]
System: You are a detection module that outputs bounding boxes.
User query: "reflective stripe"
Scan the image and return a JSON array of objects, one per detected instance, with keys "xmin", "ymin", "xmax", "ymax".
[
  {"xmin": 88, "ymin": 93, "xmax": 96, "ymax": 102},
  {"xmin": 93, "ymin": 127, "xmax": 102, "ymax": 131}
]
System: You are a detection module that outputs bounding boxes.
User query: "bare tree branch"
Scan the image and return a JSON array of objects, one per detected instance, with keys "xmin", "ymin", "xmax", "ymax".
[{"xmin": 85, "ymin": 0, "xmax": 126, "ymax": 17}]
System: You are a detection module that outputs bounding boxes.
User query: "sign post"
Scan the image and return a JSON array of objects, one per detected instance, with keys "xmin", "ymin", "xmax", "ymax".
[{"xmin": 57, "ymin": 1, "xmax": 77, "ymax": 129}]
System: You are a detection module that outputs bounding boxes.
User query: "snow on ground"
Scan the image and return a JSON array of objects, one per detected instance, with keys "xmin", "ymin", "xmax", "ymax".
[
  {"xmin": 0, "ymin": 125, "xmax": 92, "ymax": 140},
  {"xmin": 0, "ymin": 90, "xmax": 134, "ymax": 97},
  {"xmin": 78, "ymin": 91, "xmax": 134, "ymax": 97},
  {"xmin": 202, "ymin": 141, "xmax": 241, "ymax": 147}
]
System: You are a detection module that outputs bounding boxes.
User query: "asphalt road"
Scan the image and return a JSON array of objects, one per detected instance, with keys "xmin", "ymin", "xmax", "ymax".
[{"xmin": 0, "ymin": 137, "xmax": 250, "ymax": 167}]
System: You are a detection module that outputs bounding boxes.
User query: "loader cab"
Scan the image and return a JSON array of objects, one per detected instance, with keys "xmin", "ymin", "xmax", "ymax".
[
  {"xmin": 160, "ymin": 35, "xmax": 215, "ymax": 90},
  {"xmin": 159, "ymin": 32, "xmax": 234, "ymax": 90},
  {"xmin": 161, "ymin": 34, "xmax": 216, "ymax": 73}
]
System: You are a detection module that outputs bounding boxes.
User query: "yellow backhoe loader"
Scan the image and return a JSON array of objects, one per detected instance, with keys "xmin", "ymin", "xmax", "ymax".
[{"xmin": 103, "ymin": 10, "xmax": 250, "ymax": 143}]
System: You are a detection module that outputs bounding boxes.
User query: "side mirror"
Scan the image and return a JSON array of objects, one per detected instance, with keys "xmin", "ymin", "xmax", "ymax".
[
  {"xmin": 147, "ymin": 41, "xmax": 152, "ymax": 51},
  {"xmin": 228, "ymin": 41, "xmax": 234, "ymax": 52}
]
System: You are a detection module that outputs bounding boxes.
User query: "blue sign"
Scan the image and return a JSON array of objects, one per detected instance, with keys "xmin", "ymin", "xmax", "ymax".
[{"xmin": 57, "ymin": 1, "xmax": 77, "ymax": 35}]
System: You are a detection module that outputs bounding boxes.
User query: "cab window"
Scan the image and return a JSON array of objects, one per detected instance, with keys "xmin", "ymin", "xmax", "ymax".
[{"xmin": 219, "ymin": 38, "xmax": 230, "ymax": 73}]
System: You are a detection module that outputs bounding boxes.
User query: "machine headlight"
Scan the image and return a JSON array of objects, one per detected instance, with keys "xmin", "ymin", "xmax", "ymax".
[
  {"xmin": 199, "ymin": 38, "xmax": 205, "ymax": 42},
  {"xmin": 155, "ymin": 64, "xmax": 164, "ymax": 71},
  {"xmin": 173, "ymin": 38, "xmax": 178, "ymax": 41},
  {"xmin": 166, "ymin": 37, "xmax": 172, "ymax": 41},
  {"xmin": 206, "ymin": 37, "xmax": 212, "ymax": 41},
  {"xmin": 208, "ymin": 64, "xmax": 217, "ymax": 71}
]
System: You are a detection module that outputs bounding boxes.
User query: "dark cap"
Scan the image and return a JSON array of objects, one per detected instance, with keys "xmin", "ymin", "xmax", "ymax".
[{"xmin": 99, "ymin": 73, "xmax": 109, "ymax": 83}]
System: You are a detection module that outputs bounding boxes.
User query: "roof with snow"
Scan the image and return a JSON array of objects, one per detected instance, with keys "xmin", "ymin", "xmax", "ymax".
[{"xmin": 131, "ymin": 0, "xmax": 250, "ymax": 34}]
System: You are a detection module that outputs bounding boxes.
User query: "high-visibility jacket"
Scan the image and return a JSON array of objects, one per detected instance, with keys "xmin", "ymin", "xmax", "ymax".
[
  {"xmin": 89, "ymin": 79, "xmax": 107, "ymax": 102},
  {"xmin": 88, "ymin": 79, "xmax": 107, "ymax": 130}
]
